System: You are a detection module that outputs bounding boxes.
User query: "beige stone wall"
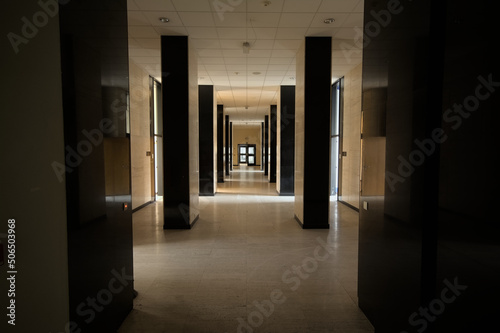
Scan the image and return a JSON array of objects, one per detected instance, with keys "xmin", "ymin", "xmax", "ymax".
[
  {"xmin": 129, "ymin": 60, "xmax": 152, "ymax": 210},
  {"xmin": 340, "ymin": 63, "xmax": 362, "ymax": 209}
]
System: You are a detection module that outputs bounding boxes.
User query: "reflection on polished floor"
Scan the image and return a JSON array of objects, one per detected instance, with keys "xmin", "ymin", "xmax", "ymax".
[{"xmin": 118, "ymin": 169, "xmax": 374, "ymax": 333}]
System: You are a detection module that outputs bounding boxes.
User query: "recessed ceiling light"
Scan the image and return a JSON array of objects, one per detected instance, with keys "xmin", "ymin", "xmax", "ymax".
[
  {"xmin": 159, "ymin": 17, "xmax": 170, "ymax": 23},
  {"xmin": 323, "ymin": 18, "xmax": 335, "ymax": 24},
  {"xmin": 252, "ymin": 72, "xmax": 261, "ymax": 75}
]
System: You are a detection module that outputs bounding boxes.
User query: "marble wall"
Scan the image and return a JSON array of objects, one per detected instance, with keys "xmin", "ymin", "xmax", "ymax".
[
  {"xmin": 129, "ymin": 61, "xmax": 152, "ymax": 210},
  {"xmin": 232, "ymin": 125, "xmax": 261, "ymax": 166},
  {"xmin": 340, "ymin": 63, "xmax": 362, "ymax": 209}
]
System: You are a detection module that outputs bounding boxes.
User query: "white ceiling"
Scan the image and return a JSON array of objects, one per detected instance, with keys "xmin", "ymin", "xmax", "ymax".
[{"xmin": 128, "ymin": 0, "xmax": 364, "ymax": 121}]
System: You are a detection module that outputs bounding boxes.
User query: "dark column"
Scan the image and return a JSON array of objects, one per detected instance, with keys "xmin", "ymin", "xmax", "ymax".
[
  {"xmin": 230, "ymin": 122, "xmax": 233, "ymax": 170},
  {"xmin": 294, "ymin": 37, "xmax": 331, "ymax": 229},
  {"xmin": 225, "ymin": 115, "xmax": 230, "ymax": 175},
  {"xmin": 162, "ymin": 35, "xmax": 199, "ymax": 229},
  {"xmin": 278, "ymin": 86, "xmax": 295, "ymax": 195},
  {"xmin": 261, "ymin": 122, "xmax": 264, "ymax": 171},
  {"xmin": 264, "ymin": 115, "xmax": 269, "ymax": 175},
  {"xmin": 269, "ymin": 105, "xmax": 277, "ymax": 183},
  {"xmin": 198, "ymin": 85, "xmax": 215, "ymax": 196},
  {"xmin": 58, "ymin": 1, "xmax": 134, "ymax": 331},
  {"xmin": 217, "ymin": 104, "xmax": 224, "ymax": 182},
  {"xmin": 358, "ymin": 0, "xmax": 500, "ymax": 332}
]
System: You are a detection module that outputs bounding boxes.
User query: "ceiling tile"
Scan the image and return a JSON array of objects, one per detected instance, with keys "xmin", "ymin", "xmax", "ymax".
[
  {"xmin": 271, "ymin": 49, "xmax": 296, "ymax": 57},
  {"xmin": 128, "ymin": 11, "xmax": 150, "ymax": 25},
  {"xmin": 305, "ymin": 27, "xmax": 338, "ymax": 37},
  {"xmin": 278, "ymin": 13, "xmax": 315, "ymax": 27},
  {"xmin": 128, "ymin": 0, "xmax": 140, "ymax": 11},
  {"xmin": 154, "ymin": 26, "xmax": 188, "ymax": 35},
  {"xmin": 282, "ymin": 0, "xmax": 321, "ymax": 12},
  {"xmin": 135, "ymin": 38, "xmax": 161, "ymax": 49},
  {"xmin": 318, "ymin": 0, "xmax": 359, "ymax": 12},
  {"xmin": 273, "ymin": 39, "xmax": 302, "ymax": 50},
  {"xmin": 342, "ymin": 13, "xmax": 364, "ymax": 27},
  {"xmin": 247, "ymin": 0, "xmax": 285, "ymax": 12},
  {"xmin": 178, "ymin": 12, "xmax": 215, "ymax": 26},
  {"xmin": 249, "ymin": 39, "xmax": 275, "ymax": 49},
  {"xmin": 128, "ymin": 26, "xmax": 159, "ymax": 38},
  {"xmin": 268, "ymin": 58, "xmax": 294, "ymax": 65},
  {"xmin": 225, "ymin": 65, "xmax": 248, "ymax": 71},
  {"xmin": 247, "ymin": 13, "xmax": 282, "ymax": 27},
  {"xmin": 134, "ymin": 0, "xmax": 175, "ymax": 11},
  {"xmin": 246, "ymin": 28, "xmax": 276, "ymax": 40},
  {"xmin": 213, "ymin": 12, "xmax": 247, "ymax": 27},
  {"xmin": 143, "ymin": 11, "xmax": 183, "ymax": 26},
  {"xmin": 201, "ymin": 57, "xmax": 226, "ymax": 64},
  {"xmin": 309, "ymin": 13, "xmax": 349, "ymax": 27},
  {"xmin": 198, "ymin": 49, "xmax": 224, "ymax": 57},
  {"xmin": 353, "ymin": 0, "xmax": 364, "ymax": 12},
  {"xmin": 247, "ymin": 58, "xmax": 270, "ymax": 65},
  {"xmin": 275, "ymin": 27, "xmax": 307, "ymax": 39},
  {"xmin": 171, "ymin": 0, "xmax": 211, "ymax": 11},
  {"xmin": 332, "ymin": 50, "xmax": 362, "ymax": 59},
  {"xmin": 334, "ymin": 27, "xmax": 358, "ymax": 40},
  {"xmin": 191, "ymin": 39, "xmax": 221, "ymax": 49},
  {"xmin": 219, "ymin": 39, "xmax": 243, "ymax": 49},
  {"xmin": 247, "ymin": 50, "xmax": 273, "ymax": 58},
  {"xmin": 211, "ymin": 0, "xmax": 246, "ymax": 14},
  {"xmin": 222, "ymin": 49, "xmax": 247, "ymax": 58},
  {"xmin": 217, "ymin": 27, "xmax": 247, "ymax": 39},
  {"xmin": 185, "ymin": 27, "xmax": 218, "ymax": 38},
  {"xmin": 223, "ymin": 58, "xmax": 247, "ymax": 65}
]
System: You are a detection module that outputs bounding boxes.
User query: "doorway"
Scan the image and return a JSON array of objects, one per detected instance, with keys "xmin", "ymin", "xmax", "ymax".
[
  {"xmin": 238, "ymin": 144, "xmax": 256, "ymax": 166},
  {"xmin": 150, "ymin": 77, "xmax": 163, "ymax": 201},
  {"xmin": 331, "ymin": 79, "xmax": 343, "ymax": 200}
]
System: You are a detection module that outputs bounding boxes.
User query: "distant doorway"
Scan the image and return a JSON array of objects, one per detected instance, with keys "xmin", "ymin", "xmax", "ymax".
[{"xmin": 237, "ymin": 144, "xmax": 256, "ymax": 166}]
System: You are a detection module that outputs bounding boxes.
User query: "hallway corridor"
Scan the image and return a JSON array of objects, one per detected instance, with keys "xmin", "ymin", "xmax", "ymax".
[{"xmin": 118, "ymin": 170, "xmax": 373, "ymax": 333}]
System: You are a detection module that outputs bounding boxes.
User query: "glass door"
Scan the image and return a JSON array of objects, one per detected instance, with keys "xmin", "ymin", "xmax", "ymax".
[
  {"xmin": 247, "ymin": 145, "xmax": 256, "ymax": 166},
  {"xmin": 238, "ymin": 144, "xmax": 247, "ymax": 164}
]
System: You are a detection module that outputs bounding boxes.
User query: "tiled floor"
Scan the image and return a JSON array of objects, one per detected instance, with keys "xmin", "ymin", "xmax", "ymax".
[{"xmin": 118, "ymin": 168, "xmax": 374, "ymax": 333}]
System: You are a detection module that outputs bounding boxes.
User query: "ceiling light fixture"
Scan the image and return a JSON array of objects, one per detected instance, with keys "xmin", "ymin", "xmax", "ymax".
[
  {"xmin": 159, "ymin": 17, "xmax": 170, "ymax": 23},
  {"xmin": 323, "ymin": 18, "xmax": 335, "ymax": 24},
  {"xmin": 252, "ymin": 71, "xmax": 261, "ymax": 75},
  {"xmin": 263, "ymin": 1, "xmax": 271, "ymax": 6},
  {"xmin": 242, "ymin": 41, "xmax": 250, "ymax": 54}
]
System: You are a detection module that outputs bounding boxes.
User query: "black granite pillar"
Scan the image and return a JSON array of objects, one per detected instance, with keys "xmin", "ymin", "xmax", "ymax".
[
  {"xmin": 217, "ymin": 104, "xmax": 224, "ymax": 182},
  {"xmin": 264, "ymin": 115, "xmax": 269, "ymax": 175},
  {"xmin": 230, "ymin": 122, "xmax": 233, "ymax": 170},
  {"xmin": 269, "ymin": 105, "xmax": 277, "ymax": 183},
  {"xmin": 198, "ymin": 85, "xmax": 215, "ymax": 196},
  {"xmin": 294, "ymin": 37, "xmax": 331, "ymax": 229},
  {"xmin": 225, "ymin": 115, "xmax": 230, "ymax": 175},
  {"xmin": 162, "ymin": 35, "xmax": 199, "ymax": 229},
  {"xmin": 278, "ymin": 86, "xmax": 295, "ymax": 195}
]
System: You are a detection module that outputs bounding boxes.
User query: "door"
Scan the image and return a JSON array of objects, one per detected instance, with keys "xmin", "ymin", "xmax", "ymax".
[
  {"xmin": 247, "ymin": 144, "xmax": 256, "ymax": 166},
  {"xmin": 238, "ymin": 144, "xmax": 247, "ymax": 164}
]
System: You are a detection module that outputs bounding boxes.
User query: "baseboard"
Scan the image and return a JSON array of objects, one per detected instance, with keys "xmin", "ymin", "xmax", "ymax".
[
  {"xmin": 338, "ymin": 200, "xmax": 360, "ymax": 212},
  {"xmin": 132, "ymin": 200, "xmax": 154, "ymax": 213}
]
